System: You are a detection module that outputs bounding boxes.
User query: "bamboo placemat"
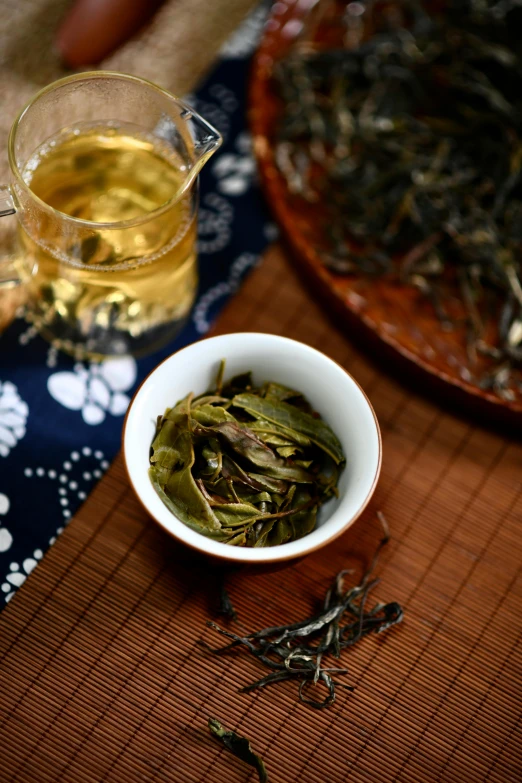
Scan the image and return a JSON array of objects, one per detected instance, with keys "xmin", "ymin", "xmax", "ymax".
[{"xmin": 1, "ymin": 246, "xmax": 521, "ymax": 783}]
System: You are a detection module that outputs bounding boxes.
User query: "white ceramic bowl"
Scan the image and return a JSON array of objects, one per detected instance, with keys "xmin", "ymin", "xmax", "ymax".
[{"xmin": 123, "ymin": 333, "xmax": 381, "ymax": 563}]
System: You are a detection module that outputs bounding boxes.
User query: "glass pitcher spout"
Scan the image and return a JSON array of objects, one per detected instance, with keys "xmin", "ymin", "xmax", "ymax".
[
  {"xmin": 182, "ymin": 102, "xmax": 223, "ymax": 172},
  {"xmin": 0, "ymin": 71, "xmax": 223, "ymax": 355},
  {"xmin": 155, "ymin": 99, "xmax": 223, "ymax": 197}
]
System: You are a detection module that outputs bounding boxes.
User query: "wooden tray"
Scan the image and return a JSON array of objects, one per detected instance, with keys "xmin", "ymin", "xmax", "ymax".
[{"xmin": 249, "ymin": 0, "xmax": 522, "ymax": 428}]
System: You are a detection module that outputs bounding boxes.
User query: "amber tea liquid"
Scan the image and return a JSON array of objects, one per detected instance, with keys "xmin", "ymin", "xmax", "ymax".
[{"xmin": 17, "ymin": 123, "xmax": 197, "ymax": 358}]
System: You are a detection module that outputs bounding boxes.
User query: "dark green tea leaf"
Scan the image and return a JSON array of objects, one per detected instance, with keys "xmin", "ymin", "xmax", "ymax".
[
  {"xmin": 203, "ymin": 513, "xmax": 403, "ymax": 706},
  {"xmin": 208, "ymin": 718, "xmax": 268, "ymax": 783}
]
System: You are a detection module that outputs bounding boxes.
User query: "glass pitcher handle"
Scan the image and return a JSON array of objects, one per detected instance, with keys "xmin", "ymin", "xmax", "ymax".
[
  {"xmin": 0, "ymin": 186, "xmax": 21, "ymax": 289},
  {"xmin": 0, "ymin": 186, "xmax": 15, "ymax": 218}
]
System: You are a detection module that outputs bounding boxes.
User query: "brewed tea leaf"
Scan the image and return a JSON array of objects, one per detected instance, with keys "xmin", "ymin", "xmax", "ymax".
[
  {"xmin": 204, "ymin": 421, "xmax": 315, "ymax": 483},
  {"xmin": 233, "ymin": 393, "xmax": 345, "ymax": 464},
  {"xmin": 246, "ymin": 472, "xmax": 290, "ymax": 494},
  {"xmin": 215, "ymin": 359, "xmax": 225, "ymax": 396},
  {"xmin": 149, "ymin": 396, "xmax": 221, "ymax": 534},
  {"xmin": 261, "ymin": 381, "xmax": 303, "ymax": 402},
  {"xmin": 247, "ymin": 418, "xmax": 312, "ymax": 447},
  {"xmin": 214, "ymin": 501, "xmax": 266, "ymax": 528},
  {"xmin": 221, "ymin": 454, "xmax": 289, "ymax": 494},
  {"xmin": 222, "ymin": 371, "xmax": 253, "ymax": 397},
  {"xmin": 191, "ymin": 404, "xmax": 235, "ymax": 426},
  {"xmin": 277, "ymin": 445, "xmax": 300, "ymax": 458},
  {"xmin": 149, "ymin": 360, "xmax": 344, "ymax": 547}
]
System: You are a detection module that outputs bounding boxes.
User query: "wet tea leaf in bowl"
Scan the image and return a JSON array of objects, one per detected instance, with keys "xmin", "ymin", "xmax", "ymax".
[{"xmin": 148, "ymin": 361, "xmax": 345, "ymax": 547}]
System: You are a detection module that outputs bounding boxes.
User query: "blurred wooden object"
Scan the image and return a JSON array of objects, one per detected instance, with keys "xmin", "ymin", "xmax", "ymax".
[{"xmin": 57, "ymin": 0, "xmax": 167, "ymax": 67}]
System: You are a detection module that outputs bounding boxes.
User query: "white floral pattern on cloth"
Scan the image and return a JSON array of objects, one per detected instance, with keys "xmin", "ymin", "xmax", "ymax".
[
  {"xmin": 1, "ymin": 549, "xmax": 43, "ymax": 604},
  {"xmin": 213, "ymin": 132, "xmax": 257, "ymax": 196},
  {"xmin": 0, "ymin": 494, "xmax": 13, "ymax": 554},
  {"xmin": 198, "ymin": 192, "xmax": 235, "ymax": 253},
  {"xmin": 0, "ymin": 381, "xmax": 29, "ymax": 457},
  {"xmin": 193, "ymin": 252, "xmax": 260, "ymax": 333},
  {"xmin": 220, "ymin": 4, "xmax": 270, "ymax": 59},
  {"xmin": 0, "ymin": 448, "xmax": 111, "ymax": 604},
  {"xmin": 47, "ymin": 356, "xmax": 137, "ymax": 425},
  {"xmin": 24, "ymin": 447, "xmax": 111, "ymax": 523}
]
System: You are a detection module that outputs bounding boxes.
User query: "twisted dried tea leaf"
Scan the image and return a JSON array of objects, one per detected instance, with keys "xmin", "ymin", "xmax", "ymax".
[
  {"xmin": 217, "ymin": 584, "xmax": 237, "ymax": 621},
  {"xmin": 203, "ymin": 514, "xmax": 403, "ymax": 708},
  {"xmin": 208, "ymin": 718, "xmax": 268, "ymax": 783},
  {"xmin": 149, "ymin": 361, "xmax": 345, "ymax": 547}
]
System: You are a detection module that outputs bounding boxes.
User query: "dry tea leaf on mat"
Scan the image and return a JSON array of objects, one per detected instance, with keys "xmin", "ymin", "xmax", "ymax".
[{"xmin": 208, "ymin": 717, "xmax": 268, "ymax": 782}]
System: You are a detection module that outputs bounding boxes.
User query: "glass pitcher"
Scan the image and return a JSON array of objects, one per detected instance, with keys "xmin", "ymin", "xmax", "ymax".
[{"xmin": 0, "ymin": 71, "xmax": 222, "ymax": 359}]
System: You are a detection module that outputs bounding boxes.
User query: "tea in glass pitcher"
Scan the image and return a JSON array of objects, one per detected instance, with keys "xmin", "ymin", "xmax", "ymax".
[{"xmin": 0, "ymin": 72, "xmax": 222, "ymax": 358}]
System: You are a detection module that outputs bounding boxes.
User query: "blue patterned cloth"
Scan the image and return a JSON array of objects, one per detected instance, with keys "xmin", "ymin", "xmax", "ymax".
[{"xmin": 0, "ymin": 6, "xmax": 273, "ymax": 605}]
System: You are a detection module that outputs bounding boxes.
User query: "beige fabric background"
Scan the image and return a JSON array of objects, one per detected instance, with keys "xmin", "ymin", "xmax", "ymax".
[
  {"xmin": 0, "ymin": 0, "xmax": 257, "ymax": 328},
  {"xmin": 0, "ymin": 0, "xmax": 257, "ymax": 180}
]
